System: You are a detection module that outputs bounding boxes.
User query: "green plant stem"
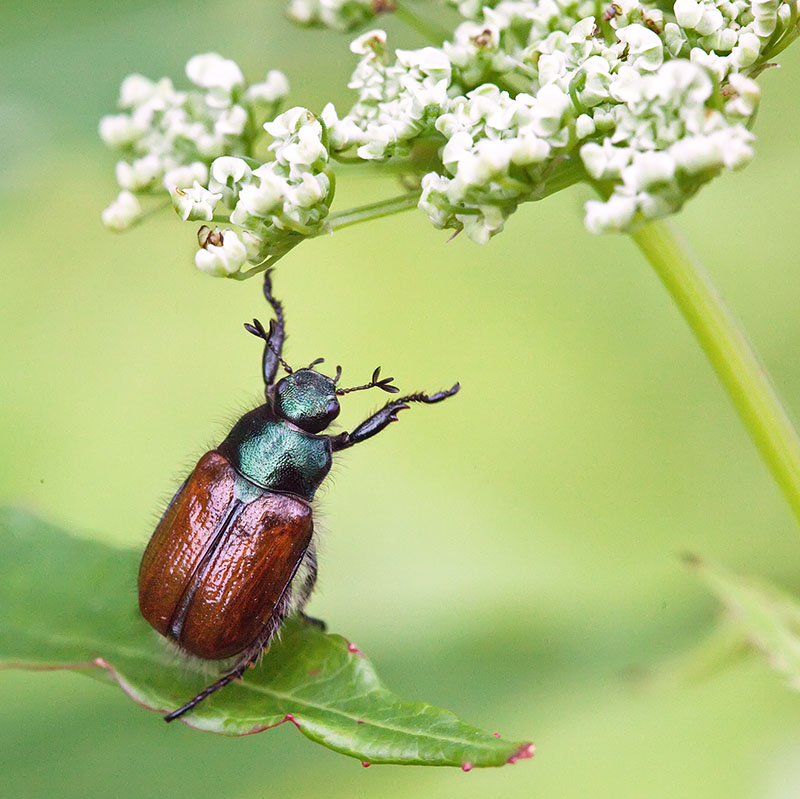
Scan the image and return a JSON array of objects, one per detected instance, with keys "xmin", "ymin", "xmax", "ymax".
[
  {"xmin": 327, "ymin": 191, "xmax": 421, "ymax": 230},
  {"xmin": 631, "ymin": 218, "xmax": 800, "ymax": 526}
]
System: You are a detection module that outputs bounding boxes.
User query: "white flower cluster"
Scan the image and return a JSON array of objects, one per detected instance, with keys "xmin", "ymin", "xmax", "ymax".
[
  {"xmin": 321, "ymin": 30, "xmax": 451, "ymax": 159},
  {"xmin": 100, "ymin": 53, "xmax": 290, "ymax": 233},
  {"xmin": 286, "ymin": 0, "xmax": 382, "ymax": 31},
  {"xmin": 312, "ymin": 0, "xmax": 799, "ymax": 239},
  {"xmin": 101, "ymin": 3, "xmax": 800, "ymax": 275},
  {"xmin": 193, "ymin": 108, "xmax": 333, "ymax": 276}
]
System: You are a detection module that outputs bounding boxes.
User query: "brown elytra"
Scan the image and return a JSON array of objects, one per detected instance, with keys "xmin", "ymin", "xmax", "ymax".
[{"xmin": 138, "ymin": 451, "xmax": 313, "ymax": 660}]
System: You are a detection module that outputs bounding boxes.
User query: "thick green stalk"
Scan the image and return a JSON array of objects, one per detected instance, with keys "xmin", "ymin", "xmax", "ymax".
[{"xmin": 631, "ymin": 218, "xmax": 800, "ymax": 525}]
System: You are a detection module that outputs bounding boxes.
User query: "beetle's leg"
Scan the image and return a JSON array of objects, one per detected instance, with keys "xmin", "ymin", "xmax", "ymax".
[
  {"xmin": 262, "ymin": 269, "xmax": 285, "ymax": 332},
  {"xmin": 259, "ymin": 270, "xmax": 289, "ymax": 389},
  {"xmin": 163, "ymin": 660, "xmax": 252, "ymax": 723},
  {"xmin": 293, "ymin": 545, "xmax": 327, "ymax": 630},
  {"xmin": 243, "ymin": 271, "xmax": 290, "ymax": 389},
  {"xmin": 330, "ymin": 383, "xmax": 460, "ymax": 452}
]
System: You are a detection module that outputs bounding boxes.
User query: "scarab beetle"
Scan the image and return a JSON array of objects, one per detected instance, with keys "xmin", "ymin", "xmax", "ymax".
[{"xmin": 138, "ymin": 272, "xmax": 459, "ymax": 721}]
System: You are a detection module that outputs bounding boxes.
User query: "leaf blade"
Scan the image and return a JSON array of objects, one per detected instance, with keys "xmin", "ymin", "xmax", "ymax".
[
  {"xmin": 0, "ymin": 508, "xmax": 533, "ymax": 768},
  {"xmin": 687, "ymin": 553, "xmax": 800, "ymax": 690}
]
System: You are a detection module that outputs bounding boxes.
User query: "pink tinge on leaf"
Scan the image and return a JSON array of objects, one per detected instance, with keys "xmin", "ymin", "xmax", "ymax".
[
  {"xmin": 356, "ymin": 719, "xmax": 365, "ymax": 725},
  {"xmin": 493, "ymin": 732, "xmax": 500, "ymax": 738},
  {"xmin": 361, "ymin": 761, "xmax": 371, "ymax": 768},
  {"xmin": 347, "ymin": 642, "xmax": 364, "ymax": 656},
  {"xmin": 461, "ymin": 762, "xmax": 473, "ymax": 772},
  {"xmin": 283, "ymin": 713, "xmax": 302, "ymax": 730},
  {"xmin": 506, "ymin": 743, "xmax": 535, "ymax": 764}
]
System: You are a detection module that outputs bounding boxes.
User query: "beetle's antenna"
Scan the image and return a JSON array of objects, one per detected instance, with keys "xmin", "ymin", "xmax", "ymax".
[
  {"xmin": 244, "ymin": 318, "xmax": 293, "ymax": 374},
  {"xmin": 271, "ymin": 344, "xmax": 294, "ymax": 375},
  {"xmin": 336, "ymin": 366, "xmax": 400, "ymax": 396},
  {"xmin": 333, "ymin": 365, "xmax": 342, "ymax": 384},
  {"xmin": 308, "ymin": 357, "xmax": 324, "ymax": 370}
]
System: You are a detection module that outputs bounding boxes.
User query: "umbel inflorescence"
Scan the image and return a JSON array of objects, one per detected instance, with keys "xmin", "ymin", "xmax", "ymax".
[{"xmin": 100, "ymin": 0, "xmax": 800, "ymax": 276}]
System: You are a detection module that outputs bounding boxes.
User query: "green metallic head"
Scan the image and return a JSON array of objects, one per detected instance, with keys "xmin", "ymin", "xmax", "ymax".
[{"xmin": 274, "ymin": 369, "xmax": 340, "ymax": 434}]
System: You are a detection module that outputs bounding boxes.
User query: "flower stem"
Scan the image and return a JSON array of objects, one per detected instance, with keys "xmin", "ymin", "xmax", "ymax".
[
  {"xmin": 631, "ymin": 218, "xmax": 800, "ymax": 526},
  {"xmin": 327, "ymin": 191, "xmax": 421, "ymax": 231}
]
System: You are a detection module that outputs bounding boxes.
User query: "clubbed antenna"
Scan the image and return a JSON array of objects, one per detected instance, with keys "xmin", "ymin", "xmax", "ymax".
[
  {"xmin": 336, "ymin": 366, "xmax": 400, "ymax": 396},
  {"xmin": 244, "ymin": 318, "xmax": 293, "ymax": 374},
  {"xmin": 308, "ymin": 357, "xmax": 325, "ymax": 370}
]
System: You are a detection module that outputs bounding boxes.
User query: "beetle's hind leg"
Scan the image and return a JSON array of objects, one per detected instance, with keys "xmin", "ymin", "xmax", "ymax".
[
  {"xmin": 164, "ymin": 581, "xmax": 295, "ymax": 723},
  {"xmin": 163, "ymin": 660, "xmax": 251, "ymax": 723},
  {"xmin": 293, "ymin": 544, "xmax": 327, "ymax": 631},
  {"xmin": 163, "ymin": 541, "xmax": 324, "ymax": 723}
]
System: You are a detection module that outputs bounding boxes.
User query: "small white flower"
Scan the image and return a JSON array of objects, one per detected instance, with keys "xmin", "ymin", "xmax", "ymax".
[
  {"xmin": 575, "ymin": 114, "xmax": 596, "ymax": 139},
  {"xmin": 214, "ymin": 105, "xmax": 248, "ymax": 137},
  {"xmin": 240, "ymin": 229, "xmax": 266, "ymax": 262},
  {"xmin": 580, "ymin": 141, "xmax": 634, "ymax": 180},
  {"xmin": 673, "ymin": 0, "xmax": 703, "ymax": 29},
  {"xmin": 195, "ymin": 228, "xmax": 248, "ymax": 276},
  {"xmin": 118, "ymin": 74, "xmax": 157, "ymax": 108},
  {"xmin": 669, "ymin": 135, "xmax": 723, "ymax": 173},
  {"xmin": 725, "ymin": 73, "xmax": 761, "ymax": 118},
  {"xmin": 115, "ymin": 154, "xmax": 162, "ymax": 190},
  {"xmin": 186, "ymin": 53, "xmax": 245, "ymax": 106},
  {"xmin": 245, "ymin": 70, "xmax": 290, "ymax": 105},
  {"xmin": 529, "ymin": 84, "xmax": 570, "ymax": 138},
  {"xmin": 752, "ymin": 0, "xmax": 781, "ymax": 37},
  {"xmin": 278, "ymin": 123, "xmax": 328, "ymax": 168},
  {"xmin": 101, "ymin": 191, "xmax": 142, "ymax": 231},
  {"xmin": 617, "ymin": 25, "xmax": 664, "ymax": 72},
  {"xmin": 460, "ymin": 205, "xmax": 506, "ymax": 244},
  {"xmin": 162, "ymin": 162, "xmax": 209, "ymax": 191},
  {"xmin": 509, "ymin": 133, "xmax": 551, "ymax": 165},
  {"xmin": 584, "ymin": 193, "xmax": 638, "ymax": 233},
  {"xmin": 663, "ymin": 23, "xmax": 688, "ymax": 58},
  {"xmin": 289, "ymin": 172, "xmax": 329, "ymax": 207},
  {"xmin": 171, "ymin": 180, "xmax": 222, "ymax": 221},
  {"xmin": 209, "ymin": 156, "xmax": 252, "ymax": 190},
  {"xmin": 711, "ymin": 126, "xmax": 754, "ymax": 169},
  {"xmin": 621, "ymin": 151, "xmax": 676, "ymax": 192},
  {"xmin": 236, "ymin": 169, "xmax": 287, "ymax": 218},
  {"xmin": 350, "ymin": 29, "xmax": 387, "ymax": 56},
  {"xmin": 731, "ymin": 33, "xmax": 762, "ymax": 69},
  {"xmin": 98, "ymin": 114, "xmax": 145, "ymax": 147}
]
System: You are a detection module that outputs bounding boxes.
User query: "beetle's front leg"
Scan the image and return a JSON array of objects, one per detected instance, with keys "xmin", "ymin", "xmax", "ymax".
[
  {"xmin": 331, "ymin": 384, "xmax": 460, "ymax": 451},
  {"xmin": 243, "ymin": 271, "xmax": 289, "ymax": 390}
]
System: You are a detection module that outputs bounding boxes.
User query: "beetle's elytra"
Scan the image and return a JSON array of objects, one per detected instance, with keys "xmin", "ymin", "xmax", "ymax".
[{"xmin": 138, "ymin": 272, "xmax": 459, "ymax": 722}]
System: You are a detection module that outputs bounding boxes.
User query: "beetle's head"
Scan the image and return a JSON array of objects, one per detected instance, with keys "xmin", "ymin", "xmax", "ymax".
[{"xmin": 274, "ymin": 369, "xmax": 340, "ymax": 434}]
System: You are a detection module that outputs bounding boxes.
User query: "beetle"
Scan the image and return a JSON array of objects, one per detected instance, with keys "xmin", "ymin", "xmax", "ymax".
[{"xmin": 138, "ymin": 271, "xmax": 459, "ymax": 722}]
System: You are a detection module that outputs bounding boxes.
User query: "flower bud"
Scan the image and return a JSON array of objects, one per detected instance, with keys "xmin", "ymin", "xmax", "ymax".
[{"xmin": 101, "ymin": 191, "xmax": 142, "ymax": 232}]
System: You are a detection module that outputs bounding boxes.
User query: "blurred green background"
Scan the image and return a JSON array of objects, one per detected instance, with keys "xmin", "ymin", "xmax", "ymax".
[{"xmin": 3, "ymin": 2, "xmax": 800, "ymax": 796}]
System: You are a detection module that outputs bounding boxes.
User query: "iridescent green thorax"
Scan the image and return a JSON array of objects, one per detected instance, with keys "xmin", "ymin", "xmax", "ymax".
[
  {"xmin": 217, "ymin": 405, "xmax": 332, "ymax": 500},
  {"xmin": 274, "ymin": 369, "xmax": 340, "ymax": 434}
]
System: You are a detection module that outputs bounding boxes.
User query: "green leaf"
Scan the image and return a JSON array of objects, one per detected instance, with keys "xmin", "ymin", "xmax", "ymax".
[
  {"xmin": 0, "ymin": 508, "xmax": 533, "ymax": 768},
  {"xmin": 686, "ymin": 553, "xmax": 800, "ymax": 690}
]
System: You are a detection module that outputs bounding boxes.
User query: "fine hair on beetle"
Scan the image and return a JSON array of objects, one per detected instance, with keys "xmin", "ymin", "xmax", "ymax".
[{"xmin": 138, "ymin": 269, "xmax": 459, "ymax": 722}]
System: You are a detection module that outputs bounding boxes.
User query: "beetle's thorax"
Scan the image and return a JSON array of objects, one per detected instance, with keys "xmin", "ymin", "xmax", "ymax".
[{"xmin": 217, "ymin": 404, "xmax": 332, "ymax": 500}]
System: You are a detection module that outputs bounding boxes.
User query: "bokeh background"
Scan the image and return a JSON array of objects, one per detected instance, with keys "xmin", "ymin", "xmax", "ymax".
[{"xmin": 3, "ymin": 2, "xmax": 800, "ymax": 796}]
